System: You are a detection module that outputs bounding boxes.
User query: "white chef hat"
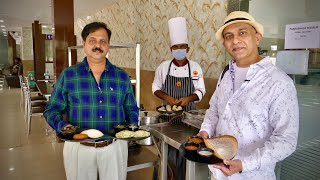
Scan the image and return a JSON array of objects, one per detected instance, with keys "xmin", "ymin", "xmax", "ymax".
[{"xmin": 168, "ymin": 17, "xmax": 188, "ymax": 46}]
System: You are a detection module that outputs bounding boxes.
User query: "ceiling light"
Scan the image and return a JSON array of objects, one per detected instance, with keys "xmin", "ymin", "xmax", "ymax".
[
  {"xmin": 3, "ymin": 31, "xmax": 7, "ymax": 34},
  {"xmin": 42, "ymin": 25, "xmax": 47, "ymax": 28},
  {"xmin": 4, "ymin": 34, "xmax": 7, "ymax": 36},
  {"xmin": 2, "ymin": 29, "xmax": 6, "ymax": 31},
  {"xmin": 0, "ymin": 20, "xmax": 4, "ymax": 23},
  {"xmin": 0, "ymin": 25, "xmax": 5, "ymax": 28}
]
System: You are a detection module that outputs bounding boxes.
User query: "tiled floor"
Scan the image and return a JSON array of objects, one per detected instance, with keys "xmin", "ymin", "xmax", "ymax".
[{"xmin": 0, "ymin": 87, "xmax": 158, "ymax": 180}]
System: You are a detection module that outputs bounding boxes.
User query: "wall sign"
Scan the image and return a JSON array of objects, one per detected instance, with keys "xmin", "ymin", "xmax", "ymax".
[{"xmin": 284, "ymin": 21, "xmax": 320, "ymax": 49}]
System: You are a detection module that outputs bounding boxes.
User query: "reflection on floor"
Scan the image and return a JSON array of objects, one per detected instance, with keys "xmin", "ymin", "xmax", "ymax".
[{"xmin": 0, "ymin": 87, "xmax": 158, "ymax": 180}]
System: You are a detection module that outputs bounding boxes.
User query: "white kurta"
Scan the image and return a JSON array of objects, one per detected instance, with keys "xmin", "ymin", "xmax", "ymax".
[
  {"xmin": 152, "ymin": 59, "xmax": 206, "ymax": 101},
  {"xmin": 200, "ymin": 57, "xmax": 299, "ymax": 180}
]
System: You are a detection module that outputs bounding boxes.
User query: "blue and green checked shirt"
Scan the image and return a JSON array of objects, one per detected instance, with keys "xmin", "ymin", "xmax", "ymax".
[{"xmin": 44, "ymin": 58, "xmax": 139, "ymax": 133}]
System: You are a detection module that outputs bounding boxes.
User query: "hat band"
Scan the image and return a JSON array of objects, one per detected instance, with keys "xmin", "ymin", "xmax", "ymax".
[{"xmin": 224, "ymin": 17, "xmax": 249, "ymax": 25}]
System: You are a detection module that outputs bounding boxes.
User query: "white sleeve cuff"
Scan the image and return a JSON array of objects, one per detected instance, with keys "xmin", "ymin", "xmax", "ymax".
[{"xmin": 193, "ymin": 90, "xmax": 204, "ymax": 102}]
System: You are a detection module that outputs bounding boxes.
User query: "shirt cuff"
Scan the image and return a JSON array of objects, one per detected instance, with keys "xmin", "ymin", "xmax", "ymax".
[
  {"xmin": 57, "ymin": 121, "xmax": 68, "ymax": 133},
  {"xmin": 199, "ymin": 129, "xmax": 212, "ymax": 138},
  {"xmin": 241, "ymin": 156, "xmax": 258, "ymax": 172},
  {"xmin": 193, "ymin": 90, "xmax": 204, "ymax": 102}
]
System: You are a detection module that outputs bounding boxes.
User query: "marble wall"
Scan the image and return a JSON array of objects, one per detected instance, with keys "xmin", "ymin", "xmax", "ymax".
[
  {"xmin": 75, "ymin": 0, "xmax": 228, "ymax": 79},
  {"xmin": 21, "ymin": 27, "xmax": 33, "ymax": 61}
]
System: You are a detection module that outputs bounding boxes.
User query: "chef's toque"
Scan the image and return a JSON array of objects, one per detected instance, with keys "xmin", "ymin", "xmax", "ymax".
[{"xmin": 168, "ymin": 17, "xmax": 188, "ymax": 46}]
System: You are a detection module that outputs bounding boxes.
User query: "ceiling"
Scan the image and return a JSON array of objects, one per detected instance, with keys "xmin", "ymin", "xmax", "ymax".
[{"xmin": 0, "ymin": 0, "xmax": 118, "ymax": 38}]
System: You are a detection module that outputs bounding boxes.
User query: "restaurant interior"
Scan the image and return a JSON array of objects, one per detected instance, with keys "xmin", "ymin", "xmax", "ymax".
[{"xmin": 0, "ymin": 0, "xmax": 319, "ymax": 179}]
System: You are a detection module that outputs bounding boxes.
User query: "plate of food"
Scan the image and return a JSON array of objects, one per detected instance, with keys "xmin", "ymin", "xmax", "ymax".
[
  {"xmin": 179, "ymin": 135, "xmax": 238, "ymax": 164},
  {"xmin": 156, "ymin": 104, "xmax": 184, "ymax": 115},
  {"xmin": 115, "ymin": 129, "xmax": 151, "ymax": 141},
  {"xmin": 57, "ymin": 128, "xmax": 111, "ymax": 142}
]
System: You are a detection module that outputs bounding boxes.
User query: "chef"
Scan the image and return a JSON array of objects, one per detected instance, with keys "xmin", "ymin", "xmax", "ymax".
[
  {"xmin": 152, "ymin": 17, "xmax": 206, "ymax": 111},
  {"xmin": 152, "ymin": 17, "xmax": 206, "ymax": 180}
]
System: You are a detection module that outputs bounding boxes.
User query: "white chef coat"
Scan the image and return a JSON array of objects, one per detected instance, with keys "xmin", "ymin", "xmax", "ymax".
[
  {"xmin": 152, "ymin": 59, "xmax": 206, "ymax": 101},
  {"xmin": 200, "ymin": 57, "xmax": 299, "ymax": 180}
]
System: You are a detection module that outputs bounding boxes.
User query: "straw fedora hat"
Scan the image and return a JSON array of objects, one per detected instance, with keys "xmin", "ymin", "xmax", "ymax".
[{"xmin": 215, "ymin": 11, "xmax": 264, "ymax": 42}]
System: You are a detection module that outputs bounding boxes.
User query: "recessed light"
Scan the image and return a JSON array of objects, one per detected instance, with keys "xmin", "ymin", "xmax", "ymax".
[
  {"xmin": 9, "ymin": 167, "xmax": 15, "ymax": 171},
  {"xmin": 0, "ymin": 25, "xmax": 5, "ymax": 28},
  {"xmin": 0, "ymin": 20, "xmax": 4, "ymax": 23},
  {"xmin": 42, "ymin": 25, "xmax": 47, "ymax": 28},
  {"xmin": 8, "ymin": 148, "xmax": 13, "ymax": 151},
  {"xmin": 2, "ymin": 29, "xmax": 6, "ymax": 31}
]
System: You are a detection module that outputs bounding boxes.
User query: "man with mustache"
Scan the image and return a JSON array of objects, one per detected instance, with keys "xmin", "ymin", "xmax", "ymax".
[
  {"xmin": 44, "ymin": 22, "xmax": 138, "ymax": 180},
  {"xmin": 198, "ymin": 11, "xmax": 299, "ymax": 180}
]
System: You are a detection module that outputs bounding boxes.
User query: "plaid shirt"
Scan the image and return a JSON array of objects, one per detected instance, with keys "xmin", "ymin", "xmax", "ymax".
[{"xmin": 44, "ymin": 58, "xmax": 139, "ymax": 133}]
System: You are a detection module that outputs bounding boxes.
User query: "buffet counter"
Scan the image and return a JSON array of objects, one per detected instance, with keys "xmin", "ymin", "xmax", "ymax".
[{"xmin": 145, "ymin": 121, "xmax": 209, "ymax": 180}]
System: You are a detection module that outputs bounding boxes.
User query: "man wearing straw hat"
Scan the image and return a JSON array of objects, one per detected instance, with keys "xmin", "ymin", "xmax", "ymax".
[{"xmin": 199, "ymin": 11, "xmax": 299, "ymax": 180}]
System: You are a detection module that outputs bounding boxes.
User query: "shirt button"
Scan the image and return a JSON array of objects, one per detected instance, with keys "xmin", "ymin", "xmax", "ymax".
[
  {"xmin": 100, "ymin": 116, "xmax": 103, "ymax": 119},
  {"xmin": 99, "ymin": 100, "xmax": 103, "ymax": 104}
]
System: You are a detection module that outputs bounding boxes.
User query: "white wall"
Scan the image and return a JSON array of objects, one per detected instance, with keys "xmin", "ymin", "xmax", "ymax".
[{"xmin": 250, "ymin": 0, "xmax": 320, "ymax": 39}]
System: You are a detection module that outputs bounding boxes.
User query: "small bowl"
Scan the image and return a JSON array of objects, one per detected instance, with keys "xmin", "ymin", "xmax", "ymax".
[
  {"xmin": 188, "ymin": 135, "xmax": 204, "ymax": 144},
  {"xmin": 127, "ymin": 124, "xmax": 139, "ymax": 131},
  {"xmin": 60, "ymin": 129, "xmax": 77, "ymax": 140},
  {"xmin": 183, "ymin": 141, "xmax": 200, "ymax": 155},
  {"xmin": 197, "ymin": 147, "xmax": 214, "ymax": 162},
  {"xmin": 197, "ymin": 147, "xmax": 214, "ymax": 157},
  {"xmin": 114, "ymin": 124, "xmax": 127, "ymax": 133}
]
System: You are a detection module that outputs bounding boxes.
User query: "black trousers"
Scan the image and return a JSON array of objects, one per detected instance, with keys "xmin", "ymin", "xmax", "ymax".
[{"xmin": 153, "ymin": 145, "xmax": 186, "ymax": 180}]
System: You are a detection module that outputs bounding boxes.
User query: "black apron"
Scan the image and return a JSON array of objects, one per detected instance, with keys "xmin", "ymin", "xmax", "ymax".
[{"xmin": 161, "ymin": 60, "xmax": 196, "ymax": 111}]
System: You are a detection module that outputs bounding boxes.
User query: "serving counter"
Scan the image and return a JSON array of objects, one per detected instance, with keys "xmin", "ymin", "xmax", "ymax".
[{"xmin": 145, "ymin": 122, "xmax": 209, "ymax": 180}]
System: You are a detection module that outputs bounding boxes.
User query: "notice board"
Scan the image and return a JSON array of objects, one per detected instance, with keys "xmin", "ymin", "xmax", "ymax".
[{"xmin": 285, "ymin": 21, "xmax": 320, "ymax": 49}]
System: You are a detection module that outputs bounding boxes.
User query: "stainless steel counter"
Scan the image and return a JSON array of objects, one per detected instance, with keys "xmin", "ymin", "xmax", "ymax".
[{"xmin": 145, "ymin": 122, "xmax": 209, "ymax": 180}]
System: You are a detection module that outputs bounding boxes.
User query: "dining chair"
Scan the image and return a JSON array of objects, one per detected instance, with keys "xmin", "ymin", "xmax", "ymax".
[{"xmin": 25, "ymin": 89, "xmax": 47, "ymax": 134}]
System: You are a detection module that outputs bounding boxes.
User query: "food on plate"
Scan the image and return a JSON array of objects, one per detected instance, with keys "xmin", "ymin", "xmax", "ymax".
[
  {"xmin": 115, "ymin": 124, "xmax": 125, "ymax": 128},
  {"xmin": 198, "ymin": 150, "xmax": 213, "ymax": 156},
  {"xmin": 115, "ymin": 130, "xmax": 135, "ymax": 138},
  {"xmin": 189, "ymin": 136, "xmax": 203, "ymax": 144},
  {"xmin": 204, "ymin": 135, "xmax": 238, "ymax": 160},
  {"xmin": 114, "ymin": 124, "xmax": 126, "ymax": 133},
  {"xmin": 73, "ymin": 133, "xmax": 88, "ymax": 140},
  {"xmin": 158, "ymin": 106, "xmax": 166, "ymax": 111},
  {"xmin": 172, "ymin": 105, "xmax": 177, "ymax": 111},
  {"xmin": 128, "ymin": 124, "xmax": 139, "ymax": 131},
  {"xmin": 197, "ymin": 147, "xmax": 213, "ymax": 157},
  {"xmin": 133, "ymin": 130, "xmax": 150, "ymax": 138},
  {"xmin": 63, "ymin": 129, "xmax": 76, "ymax": 133},
  {"xmin": 80, "ymin": 129, "xmax": 104, "ymax": 138},
  {"xmin": 185, "ymin": 145, "xmax": 198, "ymax": 150},
  {"xmin": 166, "ymin": 105, "xmax": 172, "ymax": 111},
  {"xmin": 158, "ymin": 105, "xmax": 182, "ymax": 112}
]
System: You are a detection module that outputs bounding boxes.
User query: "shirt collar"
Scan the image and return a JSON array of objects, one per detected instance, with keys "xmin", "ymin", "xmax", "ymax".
[{"xmin": 79, "ymin": 57, "xmax": 110, "ymax": 72}]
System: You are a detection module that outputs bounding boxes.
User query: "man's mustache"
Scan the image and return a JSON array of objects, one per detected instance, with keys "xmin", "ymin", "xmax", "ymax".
[{"xmin": 92, "ymin": 48, "xmax": 103, "ymax": 53}]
